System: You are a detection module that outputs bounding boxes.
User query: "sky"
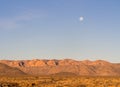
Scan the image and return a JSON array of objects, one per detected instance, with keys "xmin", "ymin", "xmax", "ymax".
[{"xmin": 0, "ymin": 0, "xmax": 120, "ymax": 62}]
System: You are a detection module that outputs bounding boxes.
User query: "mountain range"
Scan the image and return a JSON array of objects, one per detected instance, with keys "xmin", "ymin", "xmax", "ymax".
[{"xmin": 0, "ymin": 59, "xmax": 120, "ymax": 76}]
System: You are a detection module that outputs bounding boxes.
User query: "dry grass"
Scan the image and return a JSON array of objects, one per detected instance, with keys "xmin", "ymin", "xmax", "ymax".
[{"xmin": 0, "ymin": 75, "xmax": 120, "ymax": 87}]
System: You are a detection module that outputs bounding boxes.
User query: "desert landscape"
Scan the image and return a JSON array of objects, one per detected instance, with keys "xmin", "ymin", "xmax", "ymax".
[
  {"xmin": 0, "ymin": 59, "xmax": 120, "ymax": 87},
  {"xmin": 1, "ymin": 0, "xmax": 120, "ymax": 87}
]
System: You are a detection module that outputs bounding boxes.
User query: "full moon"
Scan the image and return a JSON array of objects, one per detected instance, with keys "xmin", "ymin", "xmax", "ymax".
[{"xmin": 79, "ymin": 16, "xmax": 84, "ymax": 22}]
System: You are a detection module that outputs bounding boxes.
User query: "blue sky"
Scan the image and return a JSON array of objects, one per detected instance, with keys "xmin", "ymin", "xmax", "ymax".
[{"xmin": 0, "ymin": 0, "xmax": 120, "ymax": 62}]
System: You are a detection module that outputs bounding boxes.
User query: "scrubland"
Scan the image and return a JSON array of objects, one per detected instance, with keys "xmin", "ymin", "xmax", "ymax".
[{"xmin": 0, "ymin": 76, "xmax": 120, "ymax": 87}]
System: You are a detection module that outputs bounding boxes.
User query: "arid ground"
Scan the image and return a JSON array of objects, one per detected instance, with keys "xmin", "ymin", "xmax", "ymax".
[{"xmin": 0, "ymin": 75, "xmax": 120, "ymax": 87}]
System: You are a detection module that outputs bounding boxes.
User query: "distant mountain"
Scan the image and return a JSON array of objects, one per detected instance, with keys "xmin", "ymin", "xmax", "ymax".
[{"xmin": 0, "ymin": 59, "xmax": 120, "ymax": 76}]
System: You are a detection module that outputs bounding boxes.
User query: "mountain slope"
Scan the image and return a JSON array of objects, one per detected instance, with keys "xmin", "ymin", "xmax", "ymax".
[
  {"xmin": 0, "ymin": 63, "xmax": 26, "ymax": 76},
  {"xmin": 0, "ymin": 59, "xmax": 120, "ymax": 76}
]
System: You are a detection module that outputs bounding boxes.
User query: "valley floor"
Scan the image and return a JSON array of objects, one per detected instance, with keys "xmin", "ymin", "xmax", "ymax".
[{"xmin": 0, "ymin": 76, "xmax": 120, "ymax": 87}]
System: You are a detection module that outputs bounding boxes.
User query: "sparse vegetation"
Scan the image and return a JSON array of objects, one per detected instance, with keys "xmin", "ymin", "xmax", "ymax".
[{"xmin": 0, "ymin": 76, "xmax": 120, "ymax": 87}]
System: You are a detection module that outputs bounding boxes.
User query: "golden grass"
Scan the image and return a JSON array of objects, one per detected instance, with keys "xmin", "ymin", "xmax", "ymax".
[{"xmin": 0, "ymin": 76, "xmax": 120, "ymax": 87}]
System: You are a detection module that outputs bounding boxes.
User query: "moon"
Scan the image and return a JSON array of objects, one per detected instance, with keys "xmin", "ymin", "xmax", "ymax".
[{"xmin": 79, "ymin": 16, "xmax": 84, "ymax": 22}]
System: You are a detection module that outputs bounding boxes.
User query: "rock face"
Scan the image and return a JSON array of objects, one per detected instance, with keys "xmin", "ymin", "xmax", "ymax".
[{"xmin": 0, "ymin": 59, "xmax": 120, "ymax": 76}]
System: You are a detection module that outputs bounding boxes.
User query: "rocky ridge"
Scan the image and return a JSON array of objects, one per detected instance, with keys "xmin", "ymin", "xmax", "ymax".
[{"xmin": 0, "ymin": 59, "xmax": 120, "ymax": 76}]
